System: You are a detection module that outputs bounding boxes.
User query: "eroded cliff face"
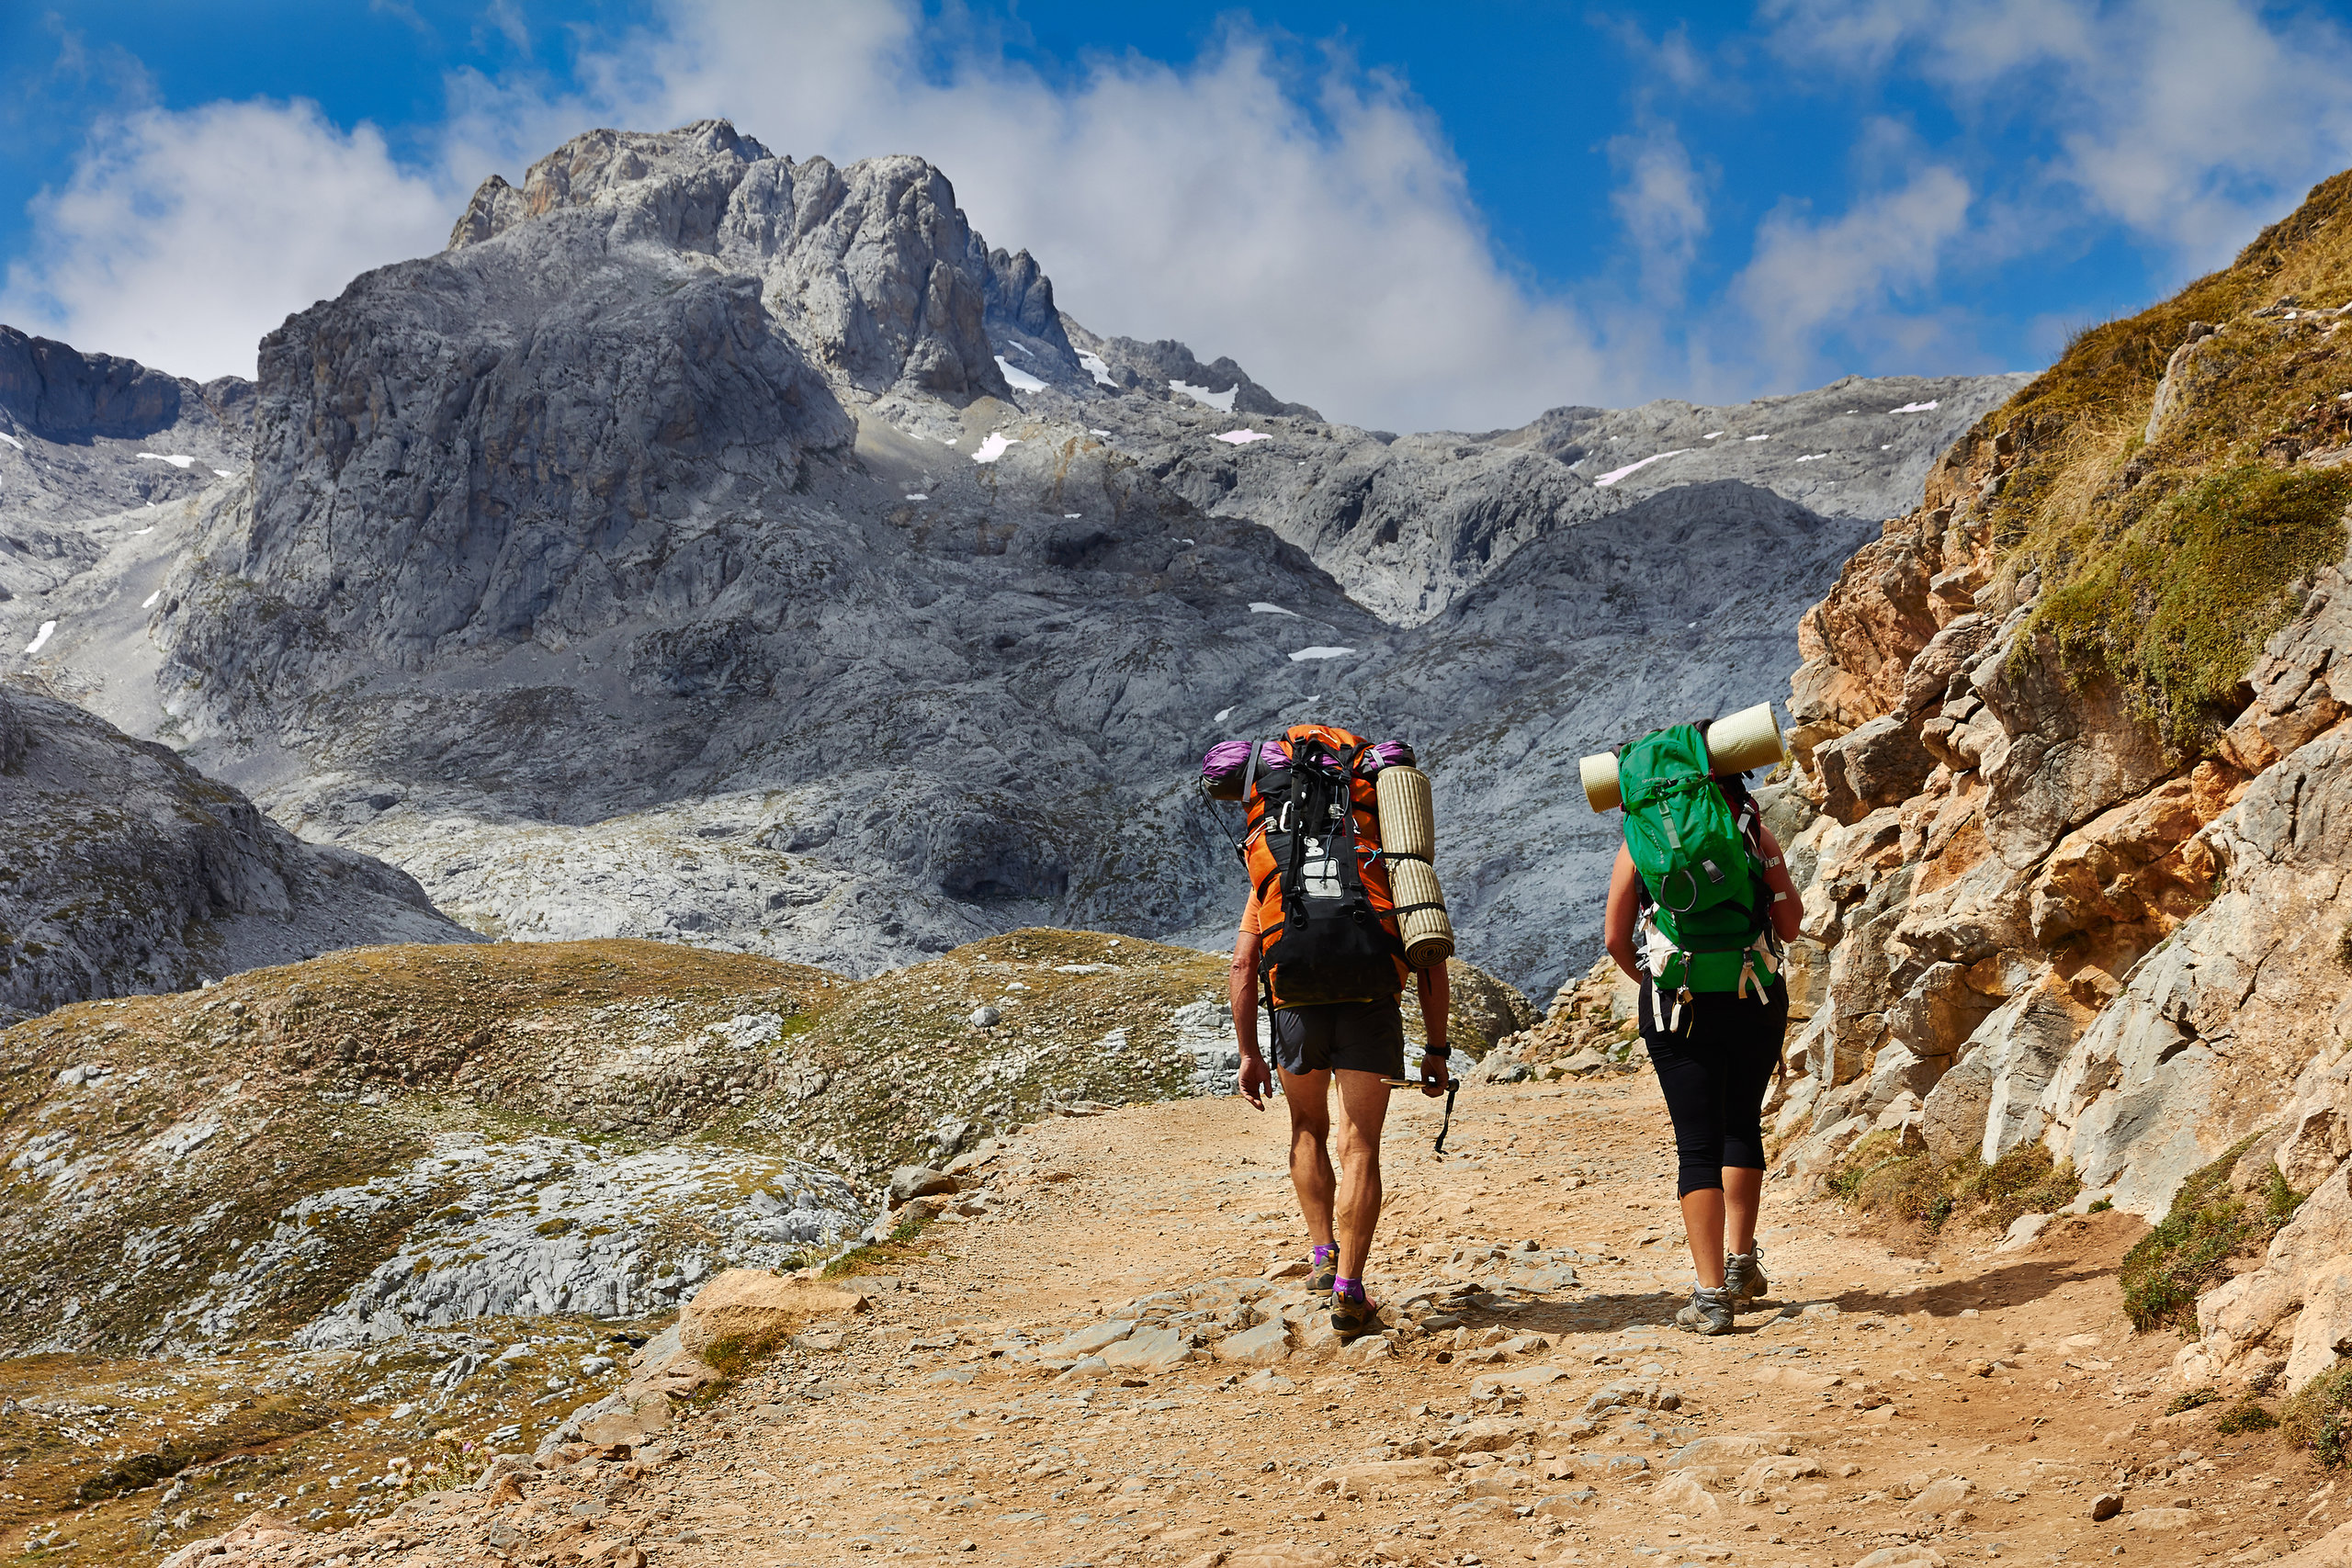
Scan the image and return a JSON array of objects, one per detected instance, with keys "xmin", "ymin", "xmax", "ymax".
[{"xmin": 1770, "ymin": 168, "xmax": 2352, "ymax": 1396}]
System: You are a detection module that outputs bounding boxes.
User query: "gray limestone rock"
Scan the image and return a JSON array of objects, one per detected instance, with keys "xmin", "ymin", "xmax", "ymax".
[
  {"xmin": 0, "ymin": 680, "xmax": 476, "ymax": 1025},
  {"xmin": 0, "ymin": 327, "xmax": 250, "ymax": 642}
]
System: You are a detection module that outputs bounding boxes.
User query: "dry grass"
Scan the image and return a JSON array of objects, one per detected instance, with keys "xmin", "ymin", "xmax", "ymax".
[
  {"xmin": 1973, "ymin": 166, "xmax": 2352, "ymax": 755},
  {"xmin": 2120, "ymin": 1133, "xmax": 2302, "ymax": 1333},
  {"xmin": 1830, "ymin": 1138, "xmax": 2081, "ymax": 1239}
]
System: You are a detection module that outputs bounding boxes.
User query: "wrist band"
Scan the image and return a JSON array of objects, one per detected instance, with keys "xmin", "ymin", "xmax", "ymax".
[{"xmin": 1425, "ymin": 1045, "xmax": 1452, "ymax": 1059}]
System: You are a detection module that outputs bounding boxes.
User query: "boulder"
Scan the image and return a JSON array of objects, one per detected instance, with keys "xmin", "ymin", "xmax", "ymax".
[
  {"xmin": 674, "ymin": 1270, "xmax": 872, "ymax": 1356},
  {"xmin": 1920, "ymin": 1046, "xmax": 1995, "ymax": 1167},
  {"xmin": 1970, "ymin": 630, "xmax": 2171, "ymax": 869},
  {"xmin": 1651, "ymin": 1472, "xmax": 1719, "ymax": 1517},
  {"xmin": 2287, "ymin": 1258, "xmax": 2352, "ymax": 1393},
  {"xmin": 1042, "ymin": 1319, "xmax": 1137, "ymax": 1359},
  {"xmin": 889, "ymin": 1167, "xmax": 959, "ymax": 1205},
  {"xmin": 1101, "ymin": 1325, "xmax": 1194, "ymax": 1371},
  {"xmin": 1815, "ymin": 716, "xmax": 1938, "ymax": 826},
  {"xmin": 1214, "ymin": 1319, "xmax": 1293, "ymax": 1365}
]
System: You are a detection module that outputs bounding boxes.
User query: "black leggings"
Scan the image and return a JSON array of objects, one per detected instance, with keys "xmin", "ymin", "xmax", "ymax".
[{"xmin": 1641, "ymin": 977, "xmax": 1789, "ymax": 1198}]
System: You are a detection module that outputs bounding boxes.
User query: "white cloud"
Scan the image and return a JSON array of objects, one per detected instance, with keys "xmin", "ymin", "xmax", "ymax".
[
  {"xmin": 1731, "ymin": 164, "xmax": 1975, "ymax": 383},
  {"xmin": 1764, "ymin": 0, "xmax": 2352, "ymax": 264},
  {"xmin": 0, "ymin": 97, "xmax": 453, "ymax": 380},
  {"xmin": 1608, "ymin": 122, "xmax": 1710, "ymax": 301}
]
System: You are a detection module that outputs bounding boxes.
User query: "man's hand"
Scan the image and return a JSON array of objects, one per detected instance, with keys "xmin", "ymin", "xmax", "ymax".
[
  {"xmin": 1238, "ymin": 1049, "xmax": 1273, "ymax": 1110},
  {"xmin": 1420, "ymin": 1051, "xmax": 1451, "ymax": 1097}
]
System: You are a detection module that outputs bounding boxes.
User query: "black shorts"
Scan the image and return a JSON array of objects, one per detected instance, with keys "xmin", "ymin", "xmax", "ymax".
[{"xmin": 1272, "ymin": 998, "xmax": 1407, "ymax": 1077}]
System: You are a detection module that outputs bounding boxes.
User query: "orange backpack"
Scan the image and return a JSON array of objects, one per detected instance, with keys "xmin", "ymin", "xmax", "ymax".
[{"xmin": 1239, "ymin": 724, "xmax": 1410, "ymax": 1009}]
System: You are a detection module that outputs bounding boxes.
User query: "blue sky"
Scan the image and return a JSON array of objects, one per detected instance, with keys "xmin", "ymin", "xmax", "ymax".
[{"xmin": 6, "ymin": 1, "xmax": 2352, "ymax": 431}]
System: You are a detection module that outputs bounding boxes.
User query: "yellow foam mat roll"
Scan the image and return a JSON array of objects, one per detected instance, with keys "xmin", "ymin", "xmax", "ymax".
[
  {"xmin": 1388, "ymin": 856, "xmax": 1453, "ymax": 970},
  {"xmin": 1707, "ymin": 702, "xmax": 1786, "ymax": 774},
  {"xmin": 1375, "ymin": 765, "xmax": 1436, "ymax": 860}
]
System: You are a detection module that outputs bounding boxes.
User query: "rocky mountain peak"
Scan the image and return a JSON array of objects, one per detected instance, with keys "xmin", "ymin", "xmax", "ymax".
[
  {"xmin": 444, "ymin": 118, "xmax": 1041, "ymax": 408},
  {"xmin": 447, "ymin": 119, "xmax": 775, "ymax": 251}
]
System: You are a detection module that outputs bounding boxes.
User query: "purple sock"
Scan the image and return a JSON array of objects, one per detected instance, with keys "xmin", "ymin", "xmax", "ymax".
[
  {"xmin": 1312, "ymin": 1244, "xmax": 1336, "ymax": 1267},
  {"xmin": 1333, "ymin": 1275, "xmax": 1366, "ymax": 1303}
]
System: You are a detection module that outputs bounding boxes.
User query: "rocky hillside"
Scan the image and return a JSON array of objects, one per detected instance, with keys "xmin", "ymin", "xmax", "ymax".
[
  {"xmin": 0, "ymin": 328, "xmax": 249, "ymax": 642},
  {"xmin": 6, "ymin": 120, "xmax": 2018, "ymax": 1004},
  {"xmin": 1764, "ymin": 167, "xmax": 2352, "ymax": 1397},
  {"xmin": 0, "ymin": 680, "xmax": 474, "ymax": 1025}
]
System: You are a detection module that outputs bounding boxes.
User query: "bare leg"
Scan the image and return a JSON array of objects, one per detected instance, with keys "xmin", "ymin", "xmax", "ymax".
[
  {"xmin": 1725, "ymin": 1167, "xmax": 1764, "ymax": 1256},
  {"xmin": 1329, "ymin": 1069, "xmax": 1393, "ymax": 1280},
  {"xmin": 1280, "ymin": 1066, "xmax": 1336, "ymax": 1248},
  {"xmin": 1681, "ymin": 1189, "xmax": 1726, "ymax": 1288}
]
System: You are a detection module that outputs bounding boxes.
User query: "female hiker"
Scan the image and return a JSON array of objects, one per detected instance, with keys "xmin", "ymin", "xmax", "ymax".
[{"xmin": 1601, "ymin": 722, "xmax": 1803, "ymax": 1335}]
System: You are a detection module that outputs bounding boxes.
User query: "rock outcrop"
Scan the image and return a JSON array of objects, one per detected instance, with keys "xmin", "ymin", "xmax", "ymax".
[
  {"xmin": 0, "ymin": 679, "xmax": 474, "ymax": 1025},
  {"xmin": 1763, "ymin": 166, "xmax": 2352, "ymax": 1393}
]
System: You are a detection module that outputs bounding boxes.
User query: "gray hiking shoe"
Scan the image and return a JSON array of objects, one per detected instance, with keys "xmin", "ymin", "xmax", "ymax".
[
  {"xmin": 1306, "ymin": 1247, "xmax": 1337, "ymax": 1294},
  {"xmin": 1331, "ymin": 1288, "xmax": 1384, "ymax": 1340},
  {"xmin": 1724, "ymin": 1246, "xmax": 1769, "ymax": 1304},
  {"xmin": 1675, "ymin": 1284, "xmax": 1736, "ymax": 1336}
]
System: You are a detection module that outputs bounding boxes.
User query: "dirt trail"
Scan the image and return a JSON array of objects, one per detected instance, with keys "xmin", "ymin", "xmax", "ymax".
[{"xmin": 164, "ymin": 1078, "xmax": 2349, "ymax": 1568}]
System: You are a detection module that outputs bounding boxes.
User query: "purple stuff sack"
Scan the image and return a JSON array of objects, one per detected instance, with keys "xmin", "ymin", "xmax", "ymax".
[{"xmin": 1200, "ymin": 736, "xmax": 1418, "ymax": 800}]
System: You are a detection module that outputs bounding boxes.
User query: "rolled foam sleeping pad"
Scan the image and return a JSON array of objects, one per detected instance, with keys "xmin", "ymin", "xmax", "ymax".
[
  {"xmin": 1388, "ymin": 856, "xmax": 1454, "ymax": 970},
  {"xmin": 1374, "ymin": 765, "xmax": 1450, "ymax": 967},
  {"xmin": 1374, "ymin": 765, "xmax": 1436, "ymax": 861},
  {"xmin": 1578, "ymin": 702, "xmax": 1788, "ymax": 812},
  {"xmin": 1578, "ymin": 751, "xmax": 1622, "ymax": 813},
  {"xmin": 1706, "ymin": 701, "xmax": 1787, "ymax": 775}
]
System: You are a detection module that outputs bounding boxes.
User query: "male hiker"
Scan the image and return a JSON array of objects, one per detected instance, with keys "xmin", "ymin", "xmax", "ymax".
[{"xmin": 1226, "ymin": 728, "xmax": 1452, "ymax": 1339}]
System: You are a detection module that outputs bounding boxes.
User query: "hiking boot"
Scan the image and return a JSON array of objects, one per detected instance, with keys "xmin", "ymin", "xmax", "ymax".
[
  {"xmin": 1675, "ymin": 1284, "xmax": 1736, "ymax": 1336},
  {"xmin": 1330, "ymin": 1288, "xmax": 1383, "ymax": 1340},
  {"xmin": 1306, "ymin": 1245, "xmax": 1338, "ymax": 1294},
  {"xmin": 1724, "ymin": 1246, "xmax": 1768, "ymax": 1304}
]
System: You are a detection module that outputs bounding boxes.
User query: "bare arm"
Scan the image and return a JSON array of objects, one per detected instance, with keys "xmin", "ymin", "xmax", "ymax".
[
  {"xmin": 1230, "ymin": 928, "xmax": 1271, "ymax": 1108},
  {"xmin": 1603, "ymin": 843, "xmax": 1643, "ymax": 982},
  {"xmin": 1413, "ymin": 961, "xmax": 1452, "ymax": 1093},
  {"xmin": 1756, "ymin": 823, "xmax": 1803, "ymax": 942}
]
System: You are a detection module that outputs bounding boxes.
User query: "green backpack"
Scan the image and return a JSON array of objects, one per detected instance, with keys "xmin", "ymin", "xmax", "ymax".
[{"xmin": 1616, "ymin": 724, "xmax": 1774, "ymax": 999}]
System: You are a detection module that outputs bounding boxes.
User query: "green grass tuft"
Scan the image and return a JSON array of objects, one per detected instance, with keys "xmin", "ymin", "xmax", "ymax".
[
  {"xmin": 2031, "ymin": 464, "xmax": 2352, "ymax": 755},
  {"xmin": 2285, "ymin": 1361, "xmax": 2352, "ymax": 1464},
  {"xmin": 2215, "ymin": 1394, "xmax": 2280, "ymax": 1436},
  {"xmin": 2119, "ymin": 1132, "xmax": 2299, "ymax": 1333}
]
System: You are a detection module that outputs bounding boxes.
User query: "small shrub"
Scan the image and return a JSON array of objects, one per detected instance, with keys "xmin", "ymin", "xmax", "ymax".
[
  {"xmin": 1827, "ymin": 1130, "xmax": 1906, "ymax": 1201},
  {"xmin": 1959, "ymin": 1144, "xmax": 2083, "ymax": 1234},
  {"xmin": 2270, "ymin": 1165, "xmax": 2311, "ymax": 1222},
  {"xmin": 2215, "ymin": 1395, "xmax": 2279, "ymax": 1436},
  {"xmin": 2089, "ymin": 1197, "xmax": 2115, "ymax": 1213},
  {"xmin": 2120, "ymin": 1132, "xmax": 2273, "ymax": 1333},
  {"xmin": 2165, "ymin": 1386, "xmax": 2219, "ymax": 1416},
  {"xmin": 2284, "ymin": 1361, "xmax": 2352, "ymax": 1465},
  {"xmin": 702, "ymin": 1326, "xmax": 788, "ymax": 1382},
  {"xmin": 1852, "ymin": 1155, "xmax": 1946, "ymax": 1225}
]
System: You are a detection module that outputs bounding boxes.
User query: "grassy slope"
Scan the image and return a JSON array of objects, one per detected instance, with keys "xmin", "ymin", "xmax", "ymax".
[{"xmin": 1983, "ymin": 168, "xmax": 2352, "ymax": 754}]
